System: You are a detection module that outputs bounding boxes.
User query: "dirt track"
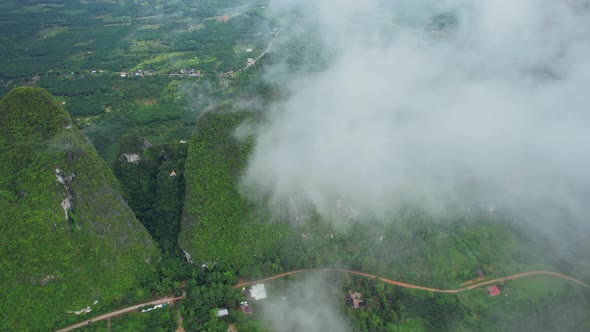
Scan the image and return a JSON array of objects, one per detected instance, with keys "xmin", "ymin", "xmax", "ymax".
[
  {"xmin": 55, "ymin": 292, "xmax": 186, "ymax": 332},
  {"xmin": 234, "ymin": 269, "xmax": 590, "ymax": 293},
  {"xmin": 57, "ymin": 269, "xmax": 588, "ymax": 331}
]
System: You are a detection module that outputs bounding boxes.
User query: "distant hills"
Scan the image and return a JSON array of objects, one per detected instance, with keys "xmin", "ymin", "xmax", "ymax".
[{"xmin": 0, "ymin": 87, "xmax": 160, "ymax": 330}]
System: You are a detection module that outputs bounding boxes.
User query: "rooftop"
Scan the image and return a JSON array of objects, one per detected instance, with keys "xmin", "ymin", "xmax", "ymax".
[
  {"xmin": 250, "ymin": 283, "xmax": 267, "ymax": 300},
  {"xmin": 487, "ymin": 285, "xmax": 501, "ymax": 296},
  {"xmin": 349, "ymin": 291, "xmax": 365, "ymax": 309},
  {"xmin": 217, "ymin": 308, "xmax": 229, "ymax": 317}
]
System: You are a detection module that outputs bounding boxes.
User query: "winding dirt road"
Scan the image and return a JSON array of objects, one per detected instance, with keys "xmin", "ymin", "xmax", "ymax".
[
  {"xmin": 55, "ymin": 292, "xmax": 186, "ymax": 332},
  {"xmin": 234, "ymin": 269, "xmax": 590, "ymax": 293},
  {"xmin": 57, "ymin": 269, "xmax": 588, "ymax": 331}
]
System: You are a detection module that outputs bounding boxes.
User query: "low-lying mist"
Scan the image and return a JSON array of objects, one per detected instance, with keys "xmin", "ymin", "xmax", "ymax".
[
  {"xmin": 242, "ymin": 0, "xmax": 590, "ymax": 230},
  {"xmin": 259, "ymin": 274, "xmax": 351, "ymax": 332}
]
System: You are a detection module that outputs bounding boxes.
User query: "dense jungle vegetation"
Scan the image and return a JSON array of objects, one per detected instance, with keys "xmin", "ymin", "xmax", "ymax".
[
  {"xmin": 1, "ymin": 1, "xmax": 589, "ymax": 331},
  {"xmin": 0, "ymin": 87, "xmax": 160, "ymax": 331}
]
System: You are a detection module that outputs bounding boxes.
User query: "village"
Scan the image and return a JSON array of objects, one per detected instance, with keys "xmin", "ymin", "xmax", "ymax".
[{"xmin": 52, "ymin": 27, "xmax": 279, "ymax": 83}]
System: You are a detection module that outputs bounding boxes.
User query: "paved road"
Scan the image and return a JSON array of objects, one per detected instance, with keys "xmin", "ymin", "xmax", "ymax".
[
  {"xmin": 234, "ymin": 269, "xmax": 590, "ymax": 293},
  {"xmin": 55, "ymin": 292, "xmax": 186, "ymax": 332}
]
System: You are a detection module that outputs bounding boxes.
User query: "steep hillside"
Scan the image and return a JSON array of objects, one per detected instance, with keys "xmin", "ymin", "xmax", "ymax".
[
  {"xmin": 0, "ymin": 87, "xmax": 160, "ymax": 331},
  {"xmin": 179, "ymin": 110, "xmax": 287, "ymax": 270}
]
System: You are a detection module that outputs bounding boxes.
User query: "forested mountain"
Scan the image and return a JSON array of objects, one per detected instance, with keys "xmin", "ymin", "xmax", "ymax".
[
  {"xmin": 179, "ymin": 109, "xmax": 287, "ymax": 271},
  {"xmin": 0, "ymin": 87, "xmax": 160, "ymax": 331},
  {"xmin": 176, "ymin": 107, "xmax": 590, "ymax": 332}
]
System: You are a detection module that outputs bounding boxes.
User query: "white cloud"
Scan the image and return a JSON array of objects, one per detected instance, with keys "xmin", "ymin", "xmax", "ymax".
[{"xmin": 243, "ymin": 0, "xmax": 590, "ymax": 224}]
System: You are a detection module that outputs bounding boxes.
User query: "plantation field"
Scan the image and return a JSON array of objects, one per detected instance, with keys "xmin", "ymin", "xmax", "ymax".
[{"xmin": 0, "ymin": 0, "xmax": 274, "ymax": 85}]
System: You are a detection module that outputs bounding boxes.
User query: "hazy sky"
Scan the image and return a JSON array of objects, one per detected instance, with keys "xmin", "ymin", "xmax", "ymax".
[{"xmin": 242, "ymin": 0, "xmax": 590, "ymax": 225}]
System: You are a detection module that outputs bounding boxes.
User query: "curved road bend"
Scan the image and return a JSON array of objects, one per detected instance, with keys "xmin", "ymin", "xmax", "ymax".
[
  {"xmin": 55, "ymin": 292, "xmax": 186, "ymax": 332},
  {"xmin": 234, "ymin": 269, "xmax": 590, "ymax": 293}
]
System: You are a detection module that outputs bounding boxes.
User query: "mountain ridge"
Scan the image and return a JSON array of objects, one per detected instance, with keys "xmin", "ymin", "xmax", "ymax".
[{"xmin": 0, "ymin": 87, "xmax": 160, "ymax": 331}]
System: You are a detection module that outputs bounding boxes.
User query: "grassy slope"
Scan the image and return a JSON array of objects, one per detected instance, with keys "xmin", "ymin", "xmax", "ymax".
[{"xmin": 0, "ymin": 87, "xmax": 160, "ymax": 331}]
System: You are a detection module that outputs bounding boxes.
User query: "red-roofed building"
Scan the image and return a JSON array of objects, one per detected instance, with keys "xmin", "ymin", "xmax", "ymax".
[
  {"xmin": 487, "ymin": 285, "xmax": 501, "ymax": 296},
  {"xmin": 240, "ymin": 301, "xmax": 253, "ymax": 314}
]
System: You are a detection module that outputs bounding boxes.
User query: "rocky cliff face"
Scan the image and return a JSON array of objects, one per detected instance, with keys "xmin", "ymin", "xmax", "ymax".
[{"xmin": 0, "ymin": 87, "xmax": 160, "ymax": 331}]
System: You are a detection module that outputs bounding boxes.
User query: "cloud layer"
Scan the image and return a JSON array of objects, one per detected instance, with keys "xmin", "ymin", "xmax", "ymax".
[
  {"xmin": 259, "ymin": 275, "xmax": 350, "ymax": 332},
  {"xmin": 243, "ymin": 0, "xmax": 590, "ymax": 224}
]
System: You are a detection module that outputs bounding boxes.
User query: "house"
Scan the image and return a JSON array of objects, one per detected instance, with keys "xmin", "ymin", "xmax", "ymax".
[
  {"xmin": 349, "ymin": 291, "xmax": 366, "ymax": 309},
  {"xmin": 476, "ymin": 269, "xmax": 485, "ymax": 278},
  {"xmin": 240, "ymin": 301, "xmax": 253, "ymax": 314},
  {"xmin": 217, "ymin": 308, "xmax": 229, "ymax": 317},
  {"xmin": 170, "ymin": 170, "xmax": 177, "ymax": 177},
  {"xmin": 250, "ymin": 283, "xmax": 267, "ymax": 300},
  {"xmin": 487, "ymin": 285, "xmax": 501, "ymax": 296}
]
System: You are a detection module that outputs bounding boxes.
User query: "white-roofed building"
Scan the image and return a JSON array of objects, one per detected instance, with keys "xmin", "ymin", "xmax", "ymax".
[
  {"xmin": 217, "ymin": 308, "xmax": 229, "ymax": 317},
  {"xmin": 250, "ymin": 283, "xmax": 267, "ymax": 300}
]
